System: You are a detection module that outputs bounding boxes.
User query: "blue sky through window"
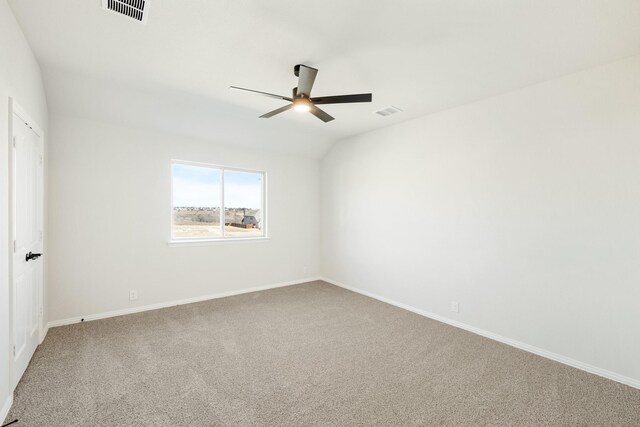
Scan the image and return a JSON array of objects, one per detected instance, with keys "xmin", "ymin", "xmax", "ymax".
[
  {"xmin": 172, "ymin": 163, "xmax": 262, "ymax": 209},
  {"xmin": 224, "ymin": 170, "xmax": 262, "ymax": 209}
]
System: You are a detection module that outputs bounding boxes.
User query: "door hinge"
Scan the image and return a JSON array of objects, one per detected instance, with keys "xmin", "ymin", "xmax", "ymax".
[
  {"xmin": 13, "ymin": 345, "xmax": 15, "ymax": 357},
  {"xmin": 39, "ymin": 154, "xmax": 43, "ymax": 165},
  {"xmin": 13, "ymin": 240, "xmax": 16, "ymax": 253},
  {"xmin": 12, "ymin": 136, "xmax": 16, "ymax": 147},
  {"xmin": 40, "ymin": 231, "xmax": 43, "ymax": 241}
]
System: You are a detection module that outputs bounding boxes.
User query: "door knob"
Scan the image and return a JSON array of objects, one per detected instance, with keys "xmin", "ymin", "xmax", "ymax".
[{"xmin": 25, "ymin": 251, "xmax": 42, "ymax": 262}]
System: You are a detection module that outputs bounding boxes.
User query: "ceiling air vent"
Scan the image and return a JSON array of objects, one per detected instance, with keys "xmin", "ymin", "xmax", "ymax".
[
  {"xmin": 102, "ymin": 0, "xmax": 150, "ymax": 24},
  {"xmin": 375, "ymin": 106, "xmax": 402, "ymax": 117}
]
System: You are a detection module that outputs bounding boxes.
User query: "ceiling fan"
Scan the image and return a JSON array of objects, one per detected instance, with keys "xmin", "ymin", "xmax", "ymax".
[{"xmin": 230, "ymin": 64, "xmax": 372, "ymax": 123}]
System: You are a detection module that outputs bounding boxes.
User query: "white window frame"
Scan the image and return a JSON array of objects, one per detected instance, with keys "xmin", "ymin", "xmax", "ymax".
[{"xmin": 169, "ymin": 159, "xmax": 268, "ymax": 245}]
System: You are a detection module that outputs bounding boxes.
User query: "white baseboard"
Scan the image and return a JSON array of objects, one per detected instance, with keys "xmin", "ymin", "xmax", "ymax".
[
  {"xmin": 1, "ymin": 394, "xmax": 13, "ymax": 425},
  {"xmin": 321, "ymin": 277, "xmax": 640, "ymax": 390},
  {"xmin": 47, "ymin": 276, "xmax": 322, "ymax": 329}
]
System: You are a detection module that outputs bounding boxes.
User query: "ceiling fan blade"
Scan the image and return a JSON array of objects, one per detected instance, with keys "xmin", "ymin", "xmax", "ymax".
[
  {"xmin": 310, "ymin": 93, "xmax": 372, "ymax": 104},
  {"xmin": 296, "ymin": 65, "xmax": 318, "ymax": 97},
  {"xmin": 230, "ymin": 86, "xmax": 292, "ymax": 101},
  {"xmin": 309, "ymin": 105, "xmax": 335, "ymax": 123},
  {"xmin": 259, "ymin": 104, "xmax": 293, "ymax": 118}
]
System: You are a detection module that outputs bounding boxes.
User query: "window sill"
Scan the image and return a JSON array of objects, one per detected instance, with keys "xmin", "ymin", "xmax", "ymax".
[{"xmin": 167, "ymin": 237, "xmax": 270, "ymax": 247}]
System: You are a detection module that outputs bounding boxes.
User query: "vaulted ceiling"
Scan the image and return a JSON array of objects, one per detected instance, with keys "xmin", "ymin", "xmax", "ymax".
[{"xmin": 8, "ymin": 0, "xmax": 640, "ymax": 157}]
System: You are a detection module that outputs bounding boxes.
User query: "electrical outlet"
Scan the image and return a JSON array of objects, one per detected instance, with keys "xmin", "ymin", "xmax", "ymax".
[
  {"xmin": 451, "ymin": 301, "xmax": 459, "ymax": 313},
  {"xmin": 129, "ymin": 290, "xmax": 138, "ymax": 301}
]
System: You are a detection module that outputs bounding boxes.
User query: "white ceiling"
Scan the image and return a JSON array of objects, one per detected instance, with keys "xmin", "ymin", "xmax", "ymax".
[{"xmin": 8, "ymin": 0, "xmax": 640, "ymax": 158}]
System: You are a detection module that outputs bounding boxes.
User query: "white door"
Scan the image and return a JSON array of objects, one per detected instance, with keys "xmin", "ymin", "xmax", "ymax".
[{"xmin": 11, "ymin": 108, "xmax": 43, "ymax": 389}]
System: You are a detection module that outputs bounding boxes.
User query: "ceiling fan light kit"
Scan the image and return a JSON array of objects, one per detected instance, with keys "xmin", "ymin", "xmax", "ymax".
[
  {"xmin": 293, "ymin": 97, "xmax": 312, "ymax": 112},
  {"xmin": 231, "ymin": 64, "xmax": 373, "ymax": 122}
]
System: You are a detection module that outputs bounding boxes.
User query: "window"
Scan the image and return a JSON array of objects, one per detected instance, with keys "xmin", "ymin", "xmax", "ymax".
[{"xmin": 171, "ymin": 161, "xmax": 266, "ymax": 241}]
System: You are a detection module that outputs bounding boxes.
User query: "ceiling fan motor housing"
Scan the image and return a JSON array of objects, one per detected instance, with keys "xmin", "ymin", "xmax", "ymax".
[{"xmin": 230, "ymin": 63, "xmax": 372, "ymax": 123}]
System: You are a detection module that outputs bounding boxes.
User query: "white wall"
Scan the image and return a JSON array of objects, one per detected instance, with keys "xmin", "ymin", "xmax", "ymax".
[
  {"xmin": 0, "ymin": 0, "xmax": 48, "ymax": 417},
  {"xmin": 47, "ymin": 114, "xmax": 320, "ymax": 322},
  {"xmin": 321, "ymin": 55, "xmax": 640, "ymax": 384}
]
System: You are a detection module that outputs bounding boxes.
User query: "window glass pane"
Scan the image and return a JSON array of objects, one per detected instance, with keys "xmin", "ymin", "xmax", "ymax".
[
  {"xmin": 172, "ymin": 163, "xmax": 221, "ymax": 239},
  {"xmin": 224, "ymin": 170, "xmax": 263, "ymax": 237}
]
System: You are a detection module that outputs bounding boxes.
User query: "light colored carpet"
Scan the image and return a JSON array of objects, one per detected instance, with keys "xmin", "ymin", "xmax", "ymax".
[{"xmin": 5, "ymin": 281, "xmax": 640, "ymax": 426}]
